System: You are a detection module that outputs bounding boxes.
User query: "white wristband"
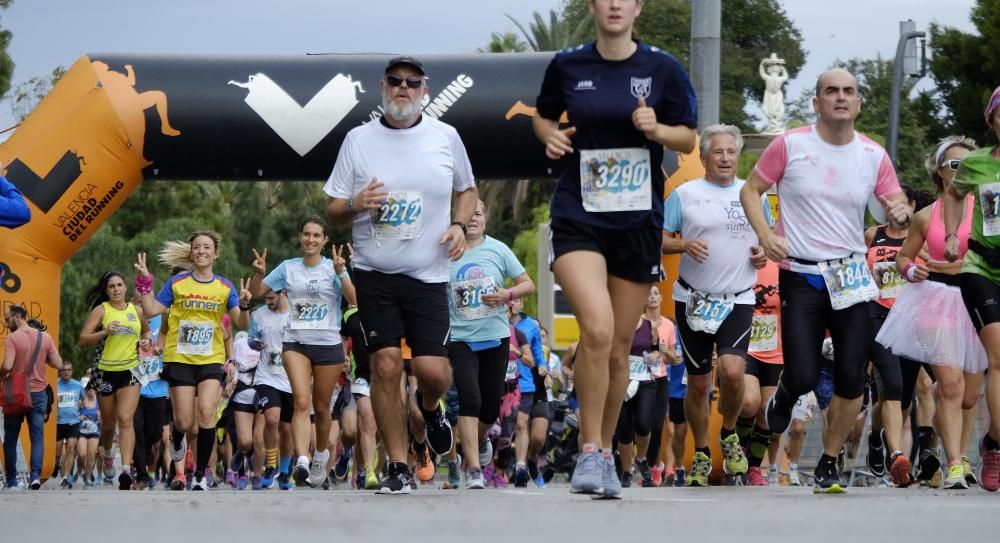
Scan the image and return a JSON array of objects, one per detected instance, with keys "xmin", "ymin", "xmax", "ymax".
[{"xmin": 337, "ymin": 270, "xmax": 351, "ymax": 281}]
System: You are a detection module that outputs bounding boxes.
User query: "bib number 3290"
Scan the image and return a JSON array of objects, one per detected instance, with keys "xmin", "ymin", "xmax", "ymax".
[
  {"xmin": 579, "ymin": 148, "xmax": 652, "ymax": 212},
  {"xmin": 817, "ymin": 255, "xmax": 878, "ymax": 310}
]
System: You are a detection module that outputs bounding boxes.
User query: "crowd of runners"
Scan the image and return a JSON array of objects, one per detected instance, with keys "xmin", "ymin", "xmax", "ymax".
[{"xmin": 3, "ymin": 0, "xmax": 1000, "ymax": 498}]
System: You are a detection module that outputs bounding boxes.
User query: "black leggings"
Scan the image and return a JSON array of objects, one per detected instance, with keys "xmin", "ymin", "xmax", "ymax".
[
  {"xmin": 133, "ymin": 396, "xmax": 167, "ymax": 475},
  {"xmin": 617, "ymin": 380, "xmax": 656, "ymax": 445},
  {"xmin": 868, "ymin": 304, "xmax": 903, "ymax": 402},
  {"xmin": 900, "ymin": 357, "xmax": 935, "ymax": 412},
  {"xmin": 448, "ymin": 338, "xmax": 509, "ymax": 425},
  {"xmin": 645, "ymin": 377, "xmax": 670, "ymax": 463},
  {"xmin": 773, "ymin": 270, "xmax": 870, "ymax": 411}
]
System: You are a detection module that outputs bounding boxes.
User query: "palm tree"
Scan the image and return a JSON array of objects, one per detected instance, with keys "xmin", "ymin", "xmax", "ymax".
[
  {"xmin": 506, "ymin": 9, "xmax": 592, "ymax": 52},
  {"xmin": 480, "ymin": 31, "xmax": 528, "ymax": 53}
]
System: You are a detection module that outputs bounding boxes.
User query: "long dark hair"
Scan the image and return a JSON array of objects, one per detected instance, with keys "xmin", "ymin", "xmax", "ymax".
[{"xmin": 86, "ymin": 271, "xmax": 126, "ymax": 310}]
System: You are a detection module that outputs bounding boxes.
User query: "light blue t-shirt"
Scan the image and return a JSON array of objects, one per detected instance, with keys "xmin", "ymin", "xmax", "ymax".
[
  {"xmin": 57, "ymin": 378, "xmax": 84, "ymax": 425},
  {"xmin": 448, "ymin": 236, "xmax": 526, "ymax": 342},
  {"xmin": 264, "ymin": 257, "xmax": 344, "ymax": 346},
  {"xmin": 140, "ymin": 315, "xmax": 169, "ymax": 399}
]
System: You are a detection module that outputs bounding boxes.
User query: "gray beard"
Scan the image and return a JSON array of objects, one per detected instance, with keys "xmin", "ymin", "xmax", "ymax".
[{"xmin": 382, "ymin": 95, "xmax": 422, "ymax": 122}]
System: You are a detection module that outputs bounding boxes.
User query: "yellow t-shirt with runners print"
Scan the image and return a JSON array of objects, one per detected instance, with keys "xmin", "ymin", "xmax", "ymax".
[{"xmin": 156, "ymin": 271, "xmax": 239, "ymax": 366}]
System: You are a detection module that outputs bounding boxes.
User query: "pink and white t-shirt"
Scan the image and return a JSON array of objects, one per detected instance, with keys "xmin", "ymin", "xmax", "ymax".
[{"xmin": 753, "ymin": 125, "xmax": 901, "ymax": 274}]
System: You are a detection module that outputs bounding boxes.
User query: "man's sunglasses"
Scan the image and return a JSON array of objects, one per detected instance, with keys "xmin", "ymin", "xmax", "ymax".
[
  {"xmin": 943, "ymin": 159, "xmax": 961, "ymax": 171},
  {"xmin": 385, "ymin": 75, "xmax": 424, "ymax": 89}
]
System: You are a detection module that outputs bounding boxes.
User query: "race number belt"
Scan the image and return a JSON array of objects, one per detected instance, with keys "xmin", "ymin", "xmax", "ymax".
[
  {"xmin": 678, "ymin": 277, "xmax": 745, "ymax": 334},
  {"xmin": 816, "ymin": 254, "xmax": 878, "ymax": 310}
]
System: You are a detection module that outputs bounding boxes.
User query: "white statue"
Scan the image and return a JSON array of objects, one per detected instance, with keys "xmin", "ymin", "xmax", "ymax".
[{"xmin": 760, "ymin": 53, "xmax": 788, "ymax": 134}]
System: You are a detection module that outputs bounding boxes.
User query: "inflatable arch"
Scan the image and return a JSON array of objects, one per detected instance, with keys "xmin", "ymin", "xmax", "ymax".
[{"xmin": 0, "ymin": 52, "xmax": 704, "ymax": 477}]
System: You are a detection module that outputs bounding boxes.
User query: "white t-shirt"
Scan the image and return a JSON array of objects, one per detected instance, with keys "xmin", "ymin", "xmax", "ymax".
[
  {"xmin": 753, "ymin": 125, "xmax": 901, "ymax": 274},
  {"xmin": 249, "ymin": 306, "xmax": 291, "ymax": 393},
  {"xmin": 324, "ymin": 116, "xmax": 476, "ymax": 283},
  {"xmin": 263, "ymin": 257, "xmax": 343, "ymax": 346},
  {"xmin": 663, "ymin": 178, "xmax": 771, "ymax": 305}
]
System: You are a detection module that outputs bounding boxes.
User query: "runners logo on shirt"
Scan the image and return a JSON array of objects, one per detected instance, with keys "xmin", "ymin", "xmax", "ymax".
[
  {"xmin": 574, "ymin": 80, "xmax": 596, "ymax": 91},
  {"xmin": 630, "ymin": 77, "xmax": 652, "ymax": 99}
]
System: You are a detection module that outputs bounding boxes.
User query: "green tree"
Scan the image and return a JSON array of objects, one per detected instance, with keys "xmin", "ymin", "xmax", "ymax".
[
  {"xmin": 561, "ymin": 0, "xmax": 806, "ymax": 131},
  {"xmin": 510, "ymin": 204, "xmax": 551, "ymax": 316},
  {"xmin": 481, "ymin": 31, "xmax": 528, "ymax": 53},
  {"xmin": 0, "ymin": 0, "xmax": 15, "ymax": 102},
  {"xmin": 928, "ymin": 0, "xmax": 1000, "ymax": 144},
  {"xmin": 506, "ymin": 9, "xmax": 592, "ymax": 52}
]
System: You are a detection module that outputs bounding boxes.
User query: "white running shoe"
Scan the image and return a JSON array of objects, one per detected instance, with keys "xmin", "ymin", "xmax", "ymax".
[
  {"xmin": 292, "ymin": 456, "xmax": 310, "ymax": 486},
  {"xmin": 309, "ymin": 450, "xmax": 330, "ymax": 487},
  {"xmin": 479, "ymin": 438, "xmax": 493, "ymax": 467},
  {"xmin": 788, "ymin": 467, "xmax": 802, "ymax": 486},
  {"xmin": 466, "ymin": 468, "xmax": 486, "ymax": 490},
  {"xmin": 190, "ymin": 475, "xmax": 209, "ymax": 491},
  {"xmin": 169, "ymin": 435, "xmax": 186, "ymax": 463}
]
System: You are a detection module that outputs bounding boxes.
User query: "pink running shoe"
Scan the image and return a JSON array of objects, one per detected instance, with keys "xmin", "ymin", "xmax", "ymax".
[
  {"xmin": 747, "ymin": 466, "xmax": 768, "ymax": 486},
  {"xmin": 979, "ymin": 437, "xmax": 1000, "ymax": 492}
]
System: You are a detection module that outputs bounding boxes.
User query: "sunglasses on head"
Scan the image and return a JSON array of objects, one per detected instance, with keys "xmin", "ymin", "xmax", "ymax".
[
  {"xmin": 385, "ymin": 75, "xmax": 423, "ymax": 89},
  {"xmin": 943, "ymin": 159, "xmax": 961, "ymax": 171}
]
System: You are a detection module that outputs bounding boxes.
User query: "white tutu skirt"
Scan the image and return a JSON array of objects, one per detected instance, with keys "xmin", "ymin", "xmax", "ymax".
[{"xmin": 876, "ymin": 279, "xmax": 989, "ymax": 374}]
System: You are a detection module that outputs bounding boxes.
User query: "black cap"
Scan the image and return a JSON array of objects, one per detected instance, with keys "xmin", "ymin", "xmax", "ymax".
[{"xmin": 385, "ymin": 56, "xmax": 425, "ymax": 76}]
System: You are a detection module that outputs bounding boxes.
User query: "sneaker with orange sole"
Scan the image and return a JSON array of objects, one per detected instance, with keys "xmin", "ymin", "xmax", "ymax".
[
  {"xmin": 889, "ymin": 452, "xmax": 913, "ymax": 487},
  {"xmin": 414, "ymin": 442, "xmax": 435, "ymax": 483},
  {"xmin": 650, "ymin": 462, "xmax": 663, "ymax": 487}
]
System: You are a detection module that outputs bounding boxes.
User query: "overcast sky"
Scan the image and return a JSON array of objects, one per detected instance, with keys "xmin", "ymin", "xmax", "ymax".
[{"xmin": 0, "ymin": 0, "xmax": 980, "ymax": 132}]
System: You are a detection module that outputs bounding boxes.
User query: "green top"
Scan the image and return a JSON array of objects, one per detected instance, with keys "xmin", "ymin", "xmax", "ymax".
[{"xmin": 951, "ymin": 147, "xmax": 1000, "ymax": 282}]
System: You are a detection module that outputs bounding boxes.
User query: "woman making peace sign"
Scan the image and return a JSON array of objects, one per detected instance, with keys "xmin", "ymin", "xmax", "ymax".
[{"xmin": 248, "ymin": 215, "xmax": 356, "ymax": 488}]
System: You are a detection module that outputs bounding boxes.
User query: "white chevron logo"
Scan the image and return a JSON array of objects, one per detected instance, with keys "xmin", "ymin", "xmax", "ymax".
[{"xmin": 229, "ymin": 73, "xmax": 365, "ymax": 157}]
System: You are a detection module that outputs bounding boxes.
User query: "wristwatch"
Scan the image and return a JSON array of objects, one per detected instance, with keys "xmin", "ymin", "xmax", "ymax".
[{"xmin": 450, "ymin": 221, "xmax": 468, "ymax": 236}]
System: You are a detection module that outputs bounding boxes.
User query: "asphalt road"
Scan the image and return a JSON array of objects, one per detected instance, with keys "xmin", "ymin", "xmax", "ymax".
[{"xmin": 1, "ymin": 482, "xmax": 998, "ymax": 542}]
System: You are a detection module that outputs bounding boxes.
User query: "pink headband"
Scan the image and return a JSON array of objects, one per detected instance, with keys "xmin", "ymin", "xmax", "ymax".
[{"xmin": 985, "ymin": 86, "xmax": 1000, "ymax": 127}]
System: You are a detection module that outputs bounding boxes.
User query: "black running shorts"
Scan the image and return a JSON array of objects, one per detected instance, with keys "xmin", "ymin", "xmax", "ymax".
[
  {"xmin": 549, "ymin": 217, "xmax": 663, "ymax": 284},
  {"xmin": 352, "ymin": 269, "xmax": 450, "ymax": 358}
]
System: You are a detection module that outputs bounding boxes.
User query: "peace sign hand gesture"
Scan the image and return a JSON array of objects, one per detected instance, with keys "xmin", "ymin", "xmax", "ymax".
[
  {"xmin": 251, "ymin": 248, "xmax": 268, "ymax": 276},
  {"xmin": 134, "ymin": 252, "xmax": 151, "ymax": 278},
  {"xmin": 238, "ymin": 277, "xmax": 253, "ymax": 306},
  {"xmin": 332, "ymin": 245, "xmax": 348, "ymax": 274}
]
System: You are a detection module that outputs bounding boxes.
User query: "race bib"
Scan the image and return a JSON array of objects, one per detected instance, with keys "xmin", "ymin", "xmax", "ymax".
[
  {"xmin": 81, "ymin": 420, "xmax": 98, "ymax": 434},
  {"xmin": 873, "ymin": 261, "xmax": 906, "ymax": 300},
  {"xmin": 453, "ymin": 276, "xmax": 501, "ymax": 321},
  {"xmin": 290, "ymin": 297, "xmax": 331, "ymax": 330},
  {"xmin": 505, "ymin": 360, "xmax": 518, "ymax": 381},
  {"xmin": 370, "ymin": 191, "xmax": 422, "ymax": 240},
  {"xmin": 749, "ymin": 314, "xmax": 778, "ymax": 353},
  {"xmin": 58, "ymin": 392, "xmax": 77, "ymax": 409},
  {"xmin": 628, "ymin": 355, "xmax": 651, "ymax": 381},
  {"xmin": 177, "ymin": 320, "xmax": 214, "ymax": 356},
  {"xmin": 263, "ymin": 351, "xmax": 286, "ymax": 376},
  {"xmin": 817, "ymin": 255, "xmax": 878, "ymax": 310},
  {"xmin": 685, "ymin": 290, "xmax": 735, "ymax": 334},
  {"xmin": 130, "ymin": 355, "xmax": 162, "ymax": 387},
  {"xmin": 579, "ymin": 148, "xmax": 652, "ymax": 212},
  {"xmin": 980, "ymin": 183, "xmax": 1000, "ymax": 236}
]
